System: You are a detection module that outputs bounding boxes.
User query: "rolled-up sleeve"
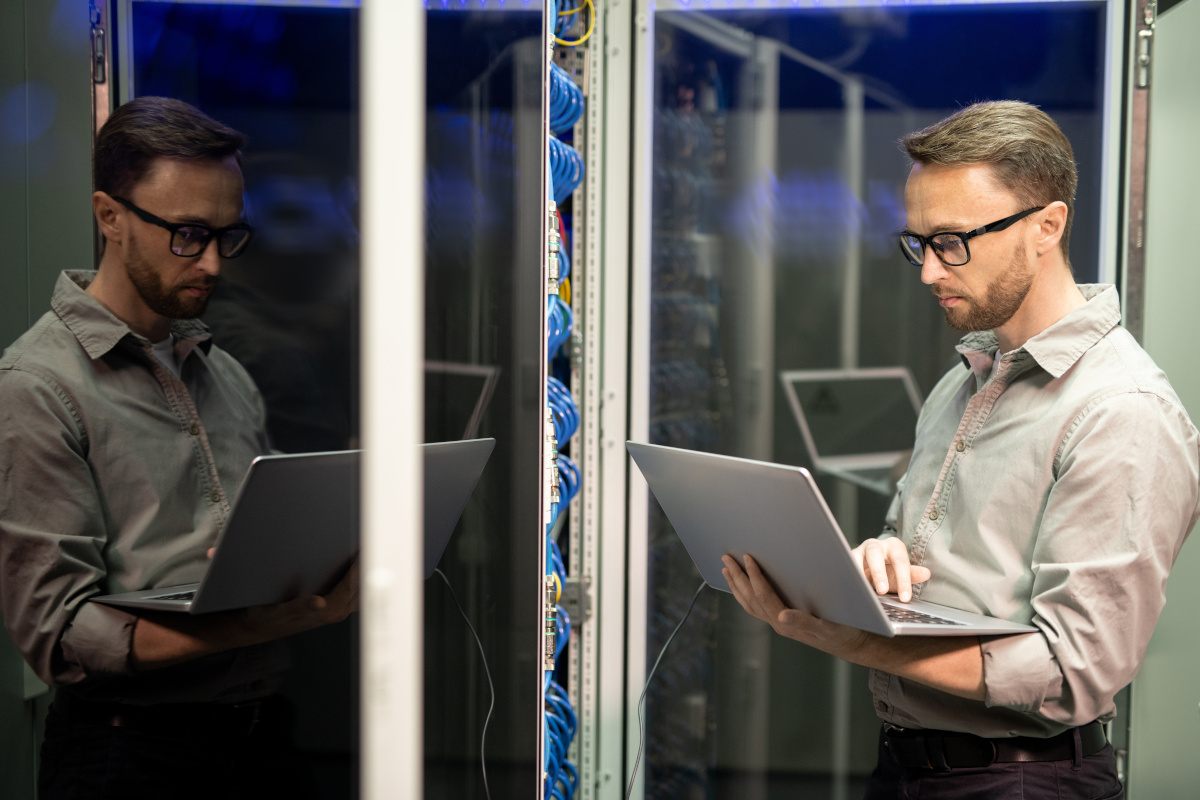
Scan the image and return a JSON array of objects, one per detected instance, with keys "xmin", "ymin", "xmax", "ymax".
[
  {"xmin": 0, "ymin": 368, "xmax": 137, "ymax": 685},
  {"xmin": 981, "ymin": 390, "xmax": 1200, "ymax": 724}
]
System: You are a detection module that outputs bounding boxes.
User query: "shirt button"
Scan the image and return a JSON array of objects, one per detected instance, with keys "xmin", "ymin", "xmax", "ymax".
[
  {"xmin": 210, "ymin": 490, "xmax": 221, "ymax": 503},
  {"xmin": 929, "ymin": 509, "xmax": 939, "ymax": 520},
  {"xmin": 955, "ymin": 440, "xmax": 965, "ymax": 452},
  {"xmin": 189, "ymin": 423, "xmax": 200, "ymax": 436}
]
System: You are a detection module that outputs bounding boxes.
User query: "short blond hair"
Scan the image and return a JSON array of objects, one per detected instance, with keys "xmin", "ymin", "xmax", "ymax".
[{"xmin": 902, "ymin": 101, "xmax": 1077, "ymax": 262}]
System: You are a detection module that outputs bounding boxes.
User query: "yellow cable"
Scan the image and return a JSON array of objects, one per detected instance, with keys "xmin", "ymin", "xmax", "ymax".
[
  {"xmin": 553, "ymin": 572, "xmax": 562, "ymax": 603},
  {"xmin": 554, "ymin": 0, "xmax": 595, "ymax": 47},
  {"xmin": 558, "ymin": 2, "xmax": 584, "ymax": 16},
  {"xmin": 560, "ymin": 277, "xmax": 572, "ymax": 305}
]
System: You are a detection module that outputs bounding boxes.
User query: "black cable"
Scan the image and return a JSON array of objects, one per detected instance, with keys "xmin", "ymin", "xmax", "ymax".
[
  {"xmin": 625, "ymin": 580, "xmax": 709, "ymax": 800},
  {"xmin": 434, "ymin": 568, "xmax": 495, "ymax": 800}
]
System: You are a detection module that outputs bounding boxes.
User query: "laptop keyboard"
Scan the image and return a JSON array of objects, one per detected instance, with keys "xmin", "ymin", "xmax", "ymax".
[
  {"xmin": 151, "ymin": 590, "xmax": 197, "ymax": 602},
  {"xmin": 884, "ymin": 604, "xmax": 966, "ymax": 626}
]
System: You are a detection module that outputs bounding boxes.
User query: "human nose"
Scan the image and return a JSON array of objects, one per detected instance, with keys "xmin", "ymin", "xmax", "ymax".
[
  {"xmin": 194, "ymin": 237, "xmax": 223, "ymax": 276},
  {"xmin": 919, "ymin": 244, "xmax": 951, "ymax": 285}
]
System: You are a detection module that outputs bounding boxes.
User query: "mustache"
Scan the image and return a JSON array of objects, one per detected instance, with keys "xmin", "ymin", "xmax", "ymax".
[
  {"xmin": 181, "ymin": 275, "xmax": 220, "ymax": 290},
  {"xmin": 930, "ymin": 284, "xmax": 965, "ymax": 299}
]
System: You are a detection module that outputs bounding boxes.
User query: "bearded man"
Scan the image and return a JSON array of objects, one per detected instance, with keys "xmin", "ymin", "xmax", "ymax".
[
  {"xmin": 723, "ymin": 101, "xmax": 1200, "ymax": 799},
  {"xmin": 0, "ymin": 97, "xmax": 356, "ymax": 800}
]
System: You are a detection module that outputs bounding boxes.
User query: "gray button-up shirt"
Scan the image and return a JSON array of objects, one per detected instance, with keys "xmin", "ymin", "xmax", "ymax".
[
  {"xmin": 872, "ymin": 284, "xmax": 1200, "ymax": 737},
  {"xmin": 0, "ymin": 271, "xmax": 287, "ymax": 704}
]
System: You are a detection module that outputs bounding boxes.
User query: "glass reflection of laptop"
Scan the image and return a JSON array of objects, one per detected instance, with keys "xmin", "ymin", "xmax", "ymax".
[
  {"xmin": 627, "ymin": 442, "xmax": 1036, "ymax": 638},
  {"xmin": 780, "ymin": 367, "xmax": 923, "ymax": 497},
  {"xmin": 91, "ymin": 438, "xmax": 494, "ymax": 614}
]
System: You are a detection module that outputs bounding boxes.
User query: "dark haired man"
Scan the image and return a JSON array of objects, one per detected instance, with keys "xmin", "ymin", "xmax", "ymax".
[
  {"xmin": 723, "ymin": 101, "xmax": 1200, "ymax": 798},
  {"xmin": 0, "ymin": 96, "xmax": 356, "ymax": 799}
]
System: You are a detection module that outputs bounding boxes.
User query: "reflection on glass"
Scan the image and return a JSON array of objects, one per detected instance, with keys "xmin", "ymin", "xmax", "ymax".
[
  {"xmin": 130, "ymin": 4, "xmax": 362, "ymax": 796},
  {"xmin": 134, "ymin": 3, "xmax": 362, "ymax": 455},
  {"xmin": 645, "ymin": 6, "xmax": 1105, "ymax": 798},
  {"xmin": 424, "ymin": 9, "xmax": 544, "ymax": 799}
]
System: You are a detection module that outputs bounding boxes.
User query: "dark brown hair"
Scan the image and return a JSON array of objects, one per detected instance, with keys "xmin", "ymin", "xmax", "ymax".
[
  {"xmin": 902, "ymin": 101, "xmax": 1077, "ymax": 263},
  {"xmin": 94, "ymin": 97, "xmax": 247, "ymax": 198}
]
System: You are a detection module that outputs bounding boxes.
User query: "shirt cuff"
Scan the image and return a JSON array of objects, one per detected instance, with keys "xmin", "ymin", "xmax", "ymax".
[
  {"xmin": 980, "ymin": 632, "xmax": 1062, "ymax": 713},
  {"xmin": 59, "ymin": 601, "xmax": 138, "ymax": 678}
]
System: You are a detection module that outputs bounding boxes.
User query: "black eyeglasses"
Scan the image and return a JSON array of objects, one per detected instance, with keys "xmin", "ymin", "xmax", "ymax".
[
  {"xmin": 898, "ymin": 206, "xmax": 1044, "ymax": 267},
  {"xmin": 114, "ymin": 197, "xmax": 254, "ymax": 259}
]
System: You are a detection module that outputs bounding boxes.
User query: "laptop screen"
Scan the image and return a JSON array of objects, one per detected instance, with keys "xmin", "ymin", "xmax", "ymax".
[{"xmin": 786, "ymin": 375, "xmax": 919, "ymax": 458}]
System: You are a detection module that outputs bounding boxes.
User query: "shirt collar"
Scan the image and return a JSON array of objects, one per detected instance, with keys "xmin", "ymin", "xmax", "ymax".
[
  {"xmin": 51, "ymin": 270, "xmax": 212, "ymax": 360},
  {"xmin": 956, "ymin": 284, "xmax": 1122, "ymax": 380}
]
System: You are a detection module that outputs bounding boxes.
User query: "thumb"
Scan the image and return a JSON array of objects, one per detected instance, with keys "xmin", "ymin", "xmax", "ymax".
[{"xmin": 911, "ymin": 566, "xmax": 932, "ymax": 583}]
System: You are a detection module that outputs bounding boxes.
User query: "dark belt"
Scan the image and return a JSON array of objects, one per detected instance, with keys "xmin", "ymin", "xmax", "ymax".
[
  {"xmin": 884, "ymin": 721, "xmax": 1108, "ymax": 771},
  {"xmin": 53, "ymin": 690, "xmax": 268, "ymax": 738}
]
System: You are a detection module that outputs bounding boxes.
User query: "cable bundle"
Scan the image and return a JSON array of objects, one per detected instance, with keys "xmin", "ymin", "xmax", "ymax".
[
  {"xmin": 547, "ymin": 376, "xmax": 579, "ymax": 445},
  {"xmin": 549, "ymin": 137, "xmax": 585, "ymax": 204},
  {"xmin": 547, "ymin": 294, "xmax": 573, "ymax": 357},
  {"xmin": 557, "ymin": 453, "xmax": 580, "ymax": 506},
  {"xmin": 550, "ymin": 63, "xmax": 585, "ymax": 135},
  {"xmin": 544, "ymin": 539, "xmax": 578, "ymax": 800},
  {"xmin": 545, "ymin": 23, "xmax": 585, "ymax": 800},
  {"xmin": 552, "ymin": 0, "xmax": 595, "ymax": 47}
]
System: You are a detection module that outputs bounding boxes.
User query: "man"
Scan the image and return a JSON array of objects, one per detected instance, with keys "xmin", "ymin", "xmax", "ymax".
[
  {"xmin": 0, "ymin": 97, "xmax": 356, "ymax": 799},
  {"xmin": 723, "ymin": 101, "xmax": 1200, "ymax": 798}
]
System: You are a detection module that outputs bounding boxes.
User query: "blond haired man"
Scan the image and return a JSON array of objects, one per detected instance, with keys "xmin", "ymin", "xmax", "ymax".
[{"xmin": 724, "ymin": 101, "xmax": 1200, "ymax": 798}]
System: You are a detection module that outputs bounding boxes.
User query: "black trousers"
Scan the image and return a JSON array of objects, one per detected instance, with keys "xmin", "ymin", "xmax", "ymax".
[
  {"xmin": 862, "ymin": 727, "xmax": 1124, "ymax": 800},
  {"xmin": 39, "ymin": 694, "xmax": 320, "ymax": 800}
]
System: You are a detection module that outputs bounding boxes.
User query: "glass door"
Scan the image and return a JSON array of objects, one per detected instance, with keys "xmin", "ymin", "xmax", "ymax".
[{"xmin": 630, "ymin": 3, "xmax": 1119, "ymax": 797}]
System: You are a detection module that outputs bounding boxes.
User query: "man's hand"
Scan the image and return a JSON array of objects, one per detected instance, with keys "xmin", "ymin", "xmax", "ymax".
[
  {"xmin": 721, "ymin": 552, "xmax": 985, "ymax": 700},
  {"xmin": 131, "ymin": 558, "xmax": 360, "ymax": 671},
  {"xmin": 721, "ymin": 553, "xmax": 870, "ymax": 659},
  {"xmin": 851, "ymin": 537, "xmax": 931, "ymax": 603},
  {"xmin": 239, "ymin": 557, "xmax": 360, "ymax": 643}
]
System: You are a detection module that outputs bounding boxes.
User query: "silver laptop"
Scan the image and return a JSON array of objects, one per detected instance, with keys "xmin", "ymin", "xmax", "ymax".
[
  {"xmin": 627, "ymin": 441, "xmax": 1036, "ymax": 638},
  {"xmin": 92, "ymin": 438, "xmax": 495, "ymax": 614},
  {"xmin": 779, "ymin": 367, "xmax": 923, "ymax": 497}
]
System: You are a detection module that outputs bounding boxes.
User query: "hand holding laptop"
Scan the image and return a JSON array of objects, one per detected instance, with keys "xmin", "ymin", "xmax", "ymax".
[
  {"xmin": 722, "ymin": 552, "xmax": 872, "ymax": 654},
  {"xmin": 130, "ymin": 558, "xmax": 360, "ymax": 671},
  {"xmin": 241, "ymin": 556, "xmax": 360, "ymax": 639},
  {"xmin": 721, "ymin": 535, "xmax": 931, "ymax": 642}
]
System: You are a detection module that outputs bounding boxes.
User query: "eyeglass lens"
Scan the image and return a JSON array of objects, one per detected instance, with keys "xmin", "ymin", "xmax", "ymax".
[
  {"xmin": 899, "ymin": 233, "xmax": 970, "ymax": 267},
  {"xmin": 170, "ymin": 227, "xmax": 252, "ymax": 258}
]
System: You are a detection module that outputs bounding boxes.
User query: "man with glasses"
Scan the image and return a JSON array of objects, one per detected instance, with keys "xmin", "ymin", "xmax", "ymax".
[
  {"xmin": 0, "ymin": 97, "xmax": 356, "ymax": 799},
  {"xmin": 723, "ymin": 101, "xmax": 1199, "ymax": 798}
]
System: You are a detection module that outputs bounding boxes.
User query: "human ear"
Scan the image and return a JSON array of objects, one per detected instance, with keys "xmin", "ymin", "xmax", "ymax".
[
  {"xmin": 1033, "ymin": 201, "xmax": 1068, "ymax": 257},
  {"xmin": 93, "ymin": 192, "xmax": 123, "ymax": 247}
]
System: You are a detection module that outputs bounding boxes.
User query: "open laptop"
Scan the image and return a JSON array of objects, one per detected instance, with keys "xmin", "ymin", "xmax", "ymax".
[
  {"xmin": 92, "ymin": 438, "xmax": 495, "ymax": 614},
  {"xmin": 779, "ymin": 367, "xmax": 923, "ymax": 497},
  {"xmin": 627, "ymin": 441, "xmax": 1036, "ymax": 638}
]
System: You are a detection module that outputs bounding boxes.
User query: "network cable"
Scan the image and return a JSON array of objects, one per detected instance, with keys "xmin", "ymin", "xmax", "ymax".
[
  {"xmin": 545, "ymin": 16, "xmax": 586, "ymax": 799},
  {"xmin": 625, "ymin": 581, "xmax": 710, "ymax": 800},
  {"xmin": 433, "ymin": 568, "xmax": 496, "ymax": 800}
]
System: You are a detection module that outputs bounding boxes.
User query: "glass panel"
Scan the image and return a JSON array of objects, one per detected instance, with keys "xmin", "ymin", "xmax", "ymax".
[
  {"xmin": 130, "ymin": 6, "xmax": 363, "ymax": 796},
  {"xmin": 644, "ymin": 4, "xmax": 1107, "ymax": 797},
  {"xmin": 130, "ymin": 4, "xmax": 546, "ymax": 798},
  {"xmin": 424, "ymin": 9, "xmax": 545, "ymax": 799}
]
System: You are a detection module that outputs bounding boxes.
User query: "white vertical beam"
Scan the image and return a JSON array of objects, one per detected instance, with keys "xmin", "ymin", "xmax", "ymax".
[
  {"xmin": 360, "ymin": 2, "xmax": 424, "ymax": 799},
  {"xmin": 595, "ymin": 0, "xmax": 637, "ymax": 796},
  {"xmin": 623, "ymin": 1, "xmax": 655, "ymax": 797}
]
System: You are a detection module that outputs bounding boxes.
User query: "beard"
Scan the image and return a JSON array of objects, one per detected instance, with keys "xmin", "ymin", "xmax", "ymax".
[
  {"xmin": 125, "ymin": 234, "xmax": 219, "ymax": 320},
  {"xmin": 934, "ymin": 243, "xmax": 1034, "ymax": 333}
]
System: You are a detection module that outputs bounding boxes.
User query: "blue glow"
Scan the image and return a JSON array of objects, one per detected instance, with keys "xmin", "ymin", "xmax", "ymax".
[{"xmin": 0, "ymin": 82, "xmax": 58, "ymax": 145}]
